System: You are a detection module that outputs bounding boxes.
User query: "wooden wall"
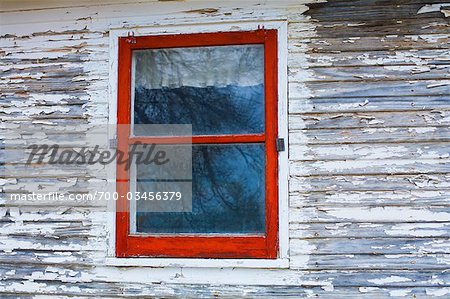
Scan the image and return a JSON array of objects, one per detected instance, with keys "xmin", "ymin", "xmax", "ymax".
[
  {"xmin": 287, "ymin": 0, "xmax": 450, "ymax": 296},
  {"xmin": 0, "ymin": 0, "xmax": 449, "ymax": 297}
]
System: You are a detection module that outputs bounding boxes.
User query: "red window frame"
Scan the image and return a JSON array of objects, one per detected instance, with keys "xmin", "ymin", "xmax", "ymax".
[{"xmin": 116, "ymin": 30, "xmax": 278, "ymax": 258}]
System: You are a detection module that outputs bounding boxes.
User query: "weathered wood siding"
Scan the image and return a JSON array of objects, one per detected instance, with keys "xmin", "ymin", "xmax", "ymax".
[{"xmin": 1, "ymin": 0, "xmax": 449, "ymax": 297}]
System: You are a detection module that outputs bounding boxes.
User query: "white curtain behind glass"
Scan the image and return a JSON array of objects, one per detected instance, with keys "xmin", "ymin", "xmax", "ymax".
[{"xmin": 133, "ymin": 44, "xmax": 264, "ymax": 89}]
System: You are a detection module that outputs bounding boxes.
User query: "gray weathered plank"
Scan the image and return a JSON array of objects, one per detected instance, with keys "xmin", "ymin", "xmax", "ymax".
[
  {"xmin": 290, "ymin": 222, "xmax": 450, "ymax": 239},
  {"xmin": 290, "ymin": 64, "xmax": 450, "ymax": 83},
  {"xmin": 290, "ymin": 80, "xmax": 450, "ymax": 99},
  {"xmin": 291, "ymin": 253, "xmax": 450, "ymax": 271},
  {"xmin": 290, "ymin": 206, "xmax": 450, "ymax": 223},
  {"xmin": 290, "ymin": 190, "xmax": 450, "ymax": 207},
  {"xmin": 290, "ymin": 142, "xmax": 450, "ymax": 161},
  {"xmin": 289, "ymin": 96, "xmax": 450, "ymax": 113},
  {"xmin": 290, "ymin": 18, "xmax": 450, "ymax": 39},
  {"xmin": 294, "ymin": 49, "xmax": 450, "ymax": 68},
  {"xmin": 290, "ymin": 174, "xmax": 450, "ymax": 192},
  {"xmin": 290, "ymin": 127, "xmax": 450, "ymax": 145},
  {"xmin": 290, "ymin": 238, "xmax": 450, "ymax": 255},
  {"xmin": 290, "ymin": 111, "xmax": 450, "ymax": 129},
  {"xmin": 290, "ymin": 158, "xmax": 450, "ymax": 176}
]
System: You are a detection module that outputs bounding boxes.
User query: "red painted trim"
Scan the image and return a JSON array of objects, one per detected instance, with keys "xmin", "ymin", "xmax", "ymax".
[
  {"xmin": 129, "ymin": 134, "xmax": 265, "ymax": 145},
  {"xmin": 126, "ymin": 236, "xmax": 267, "ymax": 258},
  {"xmin": 129, "ymin": 30, "xmax": 266, "ymax": 50},
  {"xmin": 116, "ymin": 37, "xmax": 132, "ymax": 257},
  {"xmin": 116, "ymin": 30, "xmax": 279, "ymax": 259},
  {"xmin": 263, "ymin": 29, "xmax": 279, "ymax": 258}
]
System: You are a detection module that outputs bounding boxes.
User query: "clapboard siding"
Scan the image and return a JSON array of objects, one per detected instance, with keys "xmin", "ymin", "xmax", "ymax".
[
  {"xmin": 290, "ymin": 127, "xmax": 450, "ymax": 144},
  {"xmin": 290, "ymin": 190, "xmax": 450, "ymax": 207},
  {"xmin": 288, "ymin": 0, "xmax": 449, "ymax": 295},
  {"xmin": 290, "ymin": 96, "xmax": 450, "ymax": 113},
  {"xmin": 291, "ymin": 111, "xmax": 450, "ymax": 129},
  {"xmin": 291, "ymin": 222, "xmax": 450, "ymax": 238},
  {"xmin": 290, "ymin": 142, "xmax": 450, "ymax": 160},
  {"xmin": 1, "ymin": 0, "xmax": 450, "ymax": 297},
  {"xmin": 299, "ymin": 49, "xmax": 450, "ymax": 68},
  {"xmin": 290, "ymin": 174, "xmax": 450, "ymax": 192}
]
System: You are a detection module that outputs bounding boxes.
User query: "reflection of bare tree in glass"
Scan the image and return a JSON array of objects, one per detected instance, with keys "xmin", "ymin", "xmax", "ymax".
[
  {"xmin": 134, "ymin": 85, "xmax": 264, "ymax": 135},
  {"xmin": 134, "ymin": 85, "xmax": 265, "ymax": 233},
  {"xmin": 184, "ymin": 144, "xmax": 264, "ymax": 233}
]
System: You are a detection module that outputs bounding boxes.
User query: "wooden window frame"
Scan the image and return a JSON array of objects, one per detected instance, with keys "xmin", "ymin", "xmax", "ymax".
[{"xmin": 116, "ymin": 29, "xmax": 279, "ymax": 259}]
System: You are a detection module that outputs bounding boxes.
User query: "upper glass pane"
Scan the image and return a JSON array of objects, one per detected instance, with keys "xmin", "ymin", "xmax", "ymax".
[{"xmin": 132, "ymin": 45, "xmax": 265, "ymax": 136}]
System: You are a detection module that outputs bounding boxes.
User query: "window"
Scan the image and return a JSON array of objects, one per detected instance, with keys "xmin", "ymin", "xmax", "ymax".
[{"xmin": 116, "ymin": 30, "xmax": 279, "ymax": 258}]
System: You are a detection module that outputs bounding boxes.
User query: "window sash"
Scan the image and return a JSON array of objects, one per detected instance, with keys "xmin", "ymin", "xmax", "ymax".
[{"xmin": 116, "ymin": 30, "xmax": 278, "ymax": 259}]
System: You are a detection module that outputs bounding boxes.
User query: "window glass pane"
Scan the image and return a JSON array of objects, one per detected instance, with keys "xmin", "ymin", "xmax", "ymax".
[
  {"xmin": 132, "ymin": 45, "xmax": 265, "ymax": 135},
  {"xmin": 135, "ymin": 144, "xmax": 265, "ymax": 234}
]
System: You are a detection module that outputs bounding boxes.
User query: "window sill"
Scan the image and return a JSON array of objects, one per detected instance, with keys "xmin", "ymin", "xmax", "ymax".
[{"xmin": 105, "ymin": 257, "xmax": 289, "ymax": 269}]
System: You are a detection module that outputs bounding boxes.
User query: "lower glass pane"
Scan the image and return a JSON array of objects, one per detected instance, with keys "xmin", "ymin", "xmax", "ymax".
[{"xmin": 135, "ymin": 143, "xmax": 265, "ymax": 234}]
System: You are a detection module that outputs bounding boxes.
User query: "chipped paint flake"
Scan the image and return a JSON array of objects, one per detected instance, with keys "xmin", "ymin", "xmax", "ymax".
[
  {"xmin": 417, "ymin": 3, "xmax": 450, "ymax": 17},
  {"xmin": 426, "ymin": 288, "xmax": 450, "ymax": 297},
  {"xmin": 368, "ymin": 276, "xmax": 412, "ymax": 285},
  {"xmin": 390, "ymin": 289, "xmax": 413, "ymax": 297}
]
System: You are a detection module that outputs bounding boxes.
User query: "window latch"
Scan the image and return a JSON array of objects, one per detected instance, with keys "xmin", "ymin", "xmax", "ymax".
[
  {"xmin": 276, "ymin": 138, "xmax": 285, "ymax": 152},
  {"xmin": 109, "ymin": 138, "xmax": 117, "ymax": 149}
]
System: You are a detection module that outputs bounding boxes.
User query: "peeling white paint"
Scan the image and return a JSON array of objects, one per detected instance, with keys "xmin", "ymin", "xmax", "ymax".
[
  {"xmin": 389, "ymin": 289, "xmax": 413, "ymax": 297},
  {"xmin": 325, "ymin": 207, "xmax": 450, "ymax": 222},
  {"xmin": 426, "ymin": 288, "xmax": 450, "ymax": 297},
  {"xmin": 359, "ymin": 287, "xmax": 380, "ymax": 293},
  {"xmin": 385, "ymin": 223, "xmax": 449, "ymax": 237},
  {"xmin": 417, "ymin": 3, "xmax": 450, "ymax": 17},
  {"xmin": 368, "ymin": 276, "xmax": 412, "ymax": 285},
  {"xmin": 408, "ymin": 127, "xmax": 437, "ymax": 134}
]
